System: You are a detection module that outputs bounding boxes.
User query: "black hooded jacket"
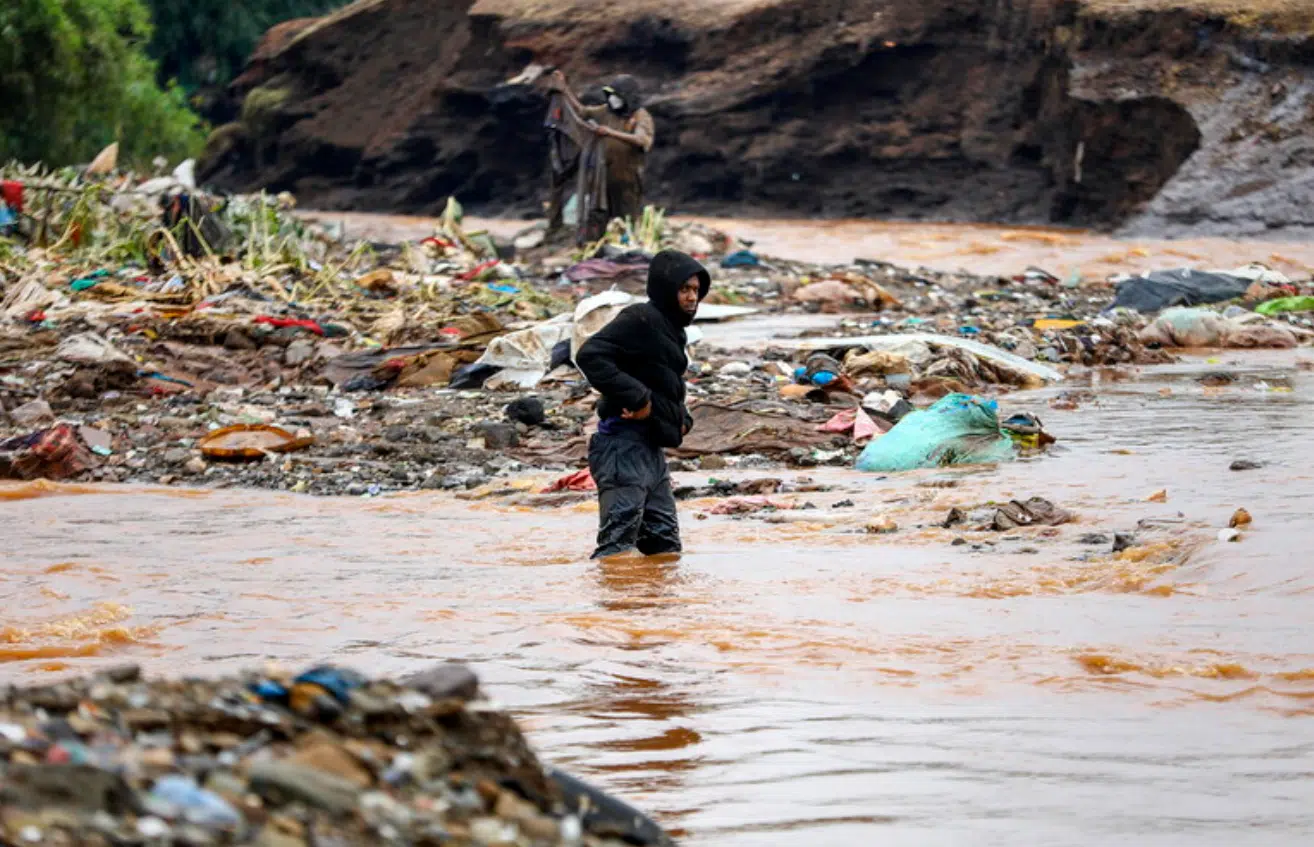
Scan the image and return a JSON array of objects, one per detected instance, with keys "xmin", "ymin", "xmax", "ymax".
[{"xmin": 576, "ymin": 250, "xmax": 711, "ymax": 449}]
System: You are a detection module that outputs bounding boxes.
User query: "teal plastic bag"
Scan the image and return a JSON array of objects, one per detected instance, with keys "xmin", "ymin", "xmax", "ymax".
[{"xmin": 856, "ymin": 393, "xmax": 1016, "ymax": 472}]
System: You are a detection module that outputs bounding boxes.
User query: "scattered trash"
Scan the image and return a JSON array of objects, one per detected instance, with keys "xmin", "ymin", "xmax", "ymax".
[
  {"xmin": 862, "ymin": 390, "xmax": 914, "ymax": 424},
  {"xmin": 674, "ymin": 403, "xmax": 835, "ymax": 459},
  {"xmin": 0, "ymin": 424, "xmax": 97, "ymax": 481},
  {"xmin": 991, "ymin": 497, "xmax": 1073, "ymax": 530},
  {"xmin": 56, "ymin": 333, "xmax": 133, "ymax": 366},
  {"xmin": 1108, "ymin": 268, "xmax": 1255, "ymax": 313},
  {"xmin": 818, "ymin": 408, "xmax": 882, "ymax": 443},
  {"xmin": 1229, "ymin": 508, "xmax": 1252, "ymax": 528},
  {"xmin": 781, "ymin": 334, "xmax": 1063, "ymax": 385},
  {"xmin": 9, "ymin": 400, "xmax": 54, "ymax": 428},
  {"xmin": 198, "ymin": 425, "xmax": 314, "ymax": 460},
  {"xmin": 1255, "ymin": 296, "xmax": 1314, "ymax": 316},
  {"xmin": 856, "ymin": 394, "xmax": 1019, "ymax": 472},
  {"xmin": 1147, "ymin": 489, "xmax": 1168, "ymax": 503},
  {"xmin": 720, "ymin": 249, "xmax": 760, "ymax": 268},
  {"xmin": 708, "ymin": 496, "xmax": 796, "ymax": 515},
  {"xmin": 1139, "ymin": 308, "xmax": 1298, "ymax": 349},
  {"xmin": 541, "ymin": 468, "xmax": 595, "ymax": 493}
]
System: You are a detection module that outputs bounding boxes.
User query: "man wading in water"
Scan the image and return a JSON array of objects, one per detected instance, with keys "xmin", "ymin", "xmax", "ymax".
[
  {"xmin": 544, "ymin": 71, "xmax": 654, "ymax": 242},
  {"xmin": 576, "ymin": 250, "xmax": 710, "ymax": 559}
]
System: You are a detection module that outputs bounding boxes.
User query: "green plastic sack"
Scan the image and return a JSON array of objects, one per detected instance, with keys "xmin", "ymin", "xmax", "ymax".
[
  {"xmin": 856, "ymin": 393, "xmax": 1016, "ymax": 472},
  {"xmin": 1255, "ymin": 296, "xmax": 1314, "ymax": 316}
]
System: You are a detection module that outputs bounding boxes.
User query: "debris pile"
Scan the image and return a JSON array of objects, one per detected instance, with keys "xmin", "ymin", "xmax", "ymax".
[
  {"xmin": 0, "ymin": 662, "xmax": 673, "ymax": 846},
  {"xmin": 2, "ymin": 152, "xmax": 1312, "ymax": 493}
]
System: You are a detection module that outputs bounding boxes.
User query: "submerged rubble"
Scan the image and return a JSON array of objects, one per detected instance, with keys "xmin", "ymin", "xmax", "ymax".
[
  {"xmin": 0, "ymin": 662, "xmax": 673, "ymax": 846},
  {"xmin": 2, "ymin": 156, "xmax": 1313, "ymax": 494}
]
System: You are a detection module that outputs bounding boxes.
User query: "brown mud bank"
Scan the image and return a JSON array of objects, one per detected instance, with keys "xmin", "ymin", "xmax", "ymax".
[{"xmin": 201, "ymin": 0, "xmax": 1314, "ymax": 235}]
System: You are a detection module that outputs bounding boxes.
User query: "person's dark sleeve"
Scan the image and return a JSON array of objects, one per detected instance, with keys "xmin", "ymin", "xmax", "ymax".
[
  {"xmin": 576, "ymin": 310, "xmax": 652, "ymax": 412},
  {"xmin": 683, "ymin": 408, "xmax": 694, "ymax": 435}
]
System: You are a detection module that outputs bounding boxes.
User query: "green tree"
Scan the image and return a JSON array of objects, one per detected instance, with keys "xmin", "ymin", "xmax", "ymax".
[
  {"xmin": 0, "ymin": 0, "xmax": 203, "ymax": 166},
  {"xmin": 145, "ymin": 0, "xmax": 347, "ymax": 94}
]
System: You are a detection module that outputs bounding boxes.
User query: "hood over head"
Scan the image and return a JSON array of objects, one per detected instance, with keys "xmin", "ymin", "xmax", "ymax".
[
  {"xmin": 603, "ymin": 75, "xmax": 642, "ymax": 115},
  {"xmin": 647, "ymin": 249, "xmax": 710, "ymax": 328}
]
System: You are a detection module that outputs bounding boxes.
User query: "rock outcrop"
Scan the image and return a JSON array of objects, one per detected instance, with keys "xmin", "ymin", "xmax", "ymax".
[{"xmin": 201, "ymin": 0, "xmax": 1314, "ymax": 234}]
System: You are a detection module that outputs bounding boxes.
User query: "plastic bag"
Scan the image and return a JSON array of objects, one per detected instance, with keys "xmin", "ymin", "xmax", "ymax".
[
  {"xmin": 855, "ymin": 393, "xmax": 1016, "ymax": 472},
  {"xmin": 1137, "ymin": 307, "xmax": 1231, "ymax": 348},
  {"xmin": 1255, "ymin": 296, "xmax": 1314, "ymax": 316}
]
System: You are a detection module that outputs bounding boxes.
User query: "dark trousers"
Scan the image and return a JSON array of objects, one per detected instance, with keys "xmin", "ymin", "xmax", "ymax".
[{"xmin": 588, "ymin": 431, "xmax": 681, "ymax": 559}]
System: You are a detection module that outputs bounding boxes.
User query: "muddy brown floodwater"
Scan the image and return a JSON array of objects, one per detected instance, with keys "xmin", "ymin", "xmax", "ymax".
[
  {"xmin": 303, "ymin": 212, "xmax": 1314, "ymax": 281},
  {"xmin": 5, "ymin": 287, "xmax": 1314, "ymax": 842}
]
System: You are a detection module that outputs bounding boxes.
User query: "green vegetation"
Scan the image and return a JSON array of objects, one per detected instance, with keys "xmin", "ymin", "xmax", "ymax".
[
  {"xmin": 0, "ymin": 0, "xmax": 204, "ymax": 167},
  {"xmin": 145, "ymin": 0, "xmax": 348, "ymax": 94}
]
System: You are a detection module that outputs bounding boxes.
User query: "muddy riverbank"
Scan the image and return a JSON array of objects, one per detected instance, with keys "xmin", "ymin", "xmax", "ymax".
[
  {"xmin": 204, "ymin": 0, "xmax": 1314, "ymax": 235},
  {"xmin": 306, "ymin": 212, "xmax": 1314, "ymax": 279},
  {"xmin": 3, "ymin": 348, "xmax": 1312, "ymax": 845}
]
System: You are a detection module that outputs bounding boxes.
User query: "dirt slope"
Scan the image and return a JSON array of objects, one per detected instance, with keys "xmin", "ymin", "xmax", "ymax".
[{"xmin": 200, "ymin": 0, "xmax": 1314, "ymax": 234}]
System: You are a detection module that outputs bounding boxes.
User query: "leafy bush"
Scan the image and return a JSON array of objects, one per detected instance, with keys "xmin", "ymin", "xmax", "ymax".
[
  {"xmin": 145, "ymin": 0, "xmax": 348, "ymax": 93},
  {"xmin": 0, "ymin": 0, "xmax": 204, "ymax": 167}
]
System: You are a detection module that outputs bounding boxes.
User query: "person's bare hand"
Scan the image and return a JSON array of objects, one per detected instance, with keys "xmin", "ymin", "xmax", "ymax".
[
  {"xmin": 621, "ymin": 400, "xmax": 652, "ymax": 421},
  {"xmin": 546, "ymin": 70, "xmax": 567, "ymax": 91},
  {"xmin": 589, "ymin": 122, "xmax": 609, "ymax": 138}
]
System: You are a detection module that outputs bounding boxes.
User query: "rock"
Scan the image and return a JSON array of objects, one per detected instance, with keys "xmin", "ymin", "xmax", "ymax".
[
  {"xmin": 1230, "ymin": 459, "xmax": 1263, "ymax": 471},
  {"xmin": 1079, "ymin": 533, "xmax": 1110, "ymax": 545},
  {"xmin": 865, "ymin": 517, "xmax": 898, "ymax": 534},
  {"xmin": 699, "ymin": 455, "xmax": 728, "ymax": 471},
  {"xmin": 290, "ymin": 742, "xmax": 374, "ymax": 789},
  {"xmin": 56, "ymin": 333, "xmax": 132, "ymax": 366},
  {"xmin": 495, "ymin": 790, "xmax": 556, "ymax": 840},
  {"xmin": 504, "ymin": 397, "xmax": 547, "ymax": 428},
  {"xmin": 403, "ymin": 663, "xmax": 479, "ymax": 701},
  {"xmin": 285, "ymin": 339, "xmax": 316, "ymax": 367},
  {"xmin": 780, "ymin": 384, "xmax": 816, "ymax": 401},
  {"xmin": 718, "ymin": 361, "xmax": 752, "ymax": 377},
  {"xmin": 475, "ymin": 422, "xmax": 519, "ymax": 450},
  {"xmin": 788, "ymin": 447, "xmax": 819, "ymax": 467},
  {"xmin": 10, "ymin": 400, "xmax": 54, "ymax": 427},
  {"xmin": 1112, "ymin": 532, "xmax": 1136, "ymax": 553},
  {"xmin": 163, "ymin": 448, "xmax": 192, "ymax": 466},
  {"xmin": 2, "ymin": 764, "xmax": 136, "ymax": 812},
  {"xmin": 140, "ymin": 747, "xmax": 176, "ymax": 771},
  {"xmin": 359, "ymin": 790, "xmax": 414, "ymax": 829},
  {"xmin": 469, "ymin": 817, "xmax": 518, "ymax": 845},
  {"xmin": 248, "ymin": 761, "xmax": 362, "ymax": 814},
  {"xmin": 513, "ymin": 229, "xmax": 546, "ymax": 251},
  {"xmin": 184, "ymin": 457, "xmax": 207, "ymax": 476},
  {"xmin": 1229, "ymin": 508, "xmax": 1252, "ymax": 528},
  {"xmin": 223, "ymin": 329, "xmax": 257, "ymax": 351},
  {"xmin": 101, "ymin": 664, "xmax": 141, "ymax": 684},
  {"xmin": 78, "ymin": 426, "xmax": 113, "ymax": 455}
]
